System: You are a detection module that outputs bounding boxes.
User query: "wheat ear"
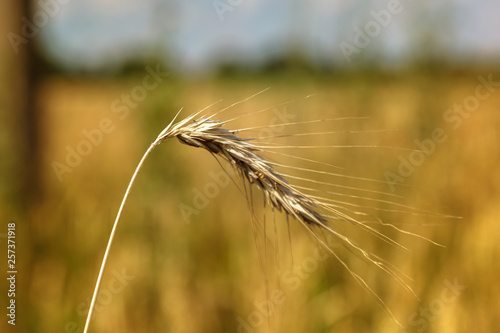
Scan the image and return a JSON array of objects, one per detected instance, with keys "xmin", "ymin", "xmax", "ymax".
[
  {"xmin": 85, "ymin": 90, "xmax": 452, "ymax": 330},
  {"xmin": 83, "ymin": 102, "xmax": 337, "ymax": 331}
]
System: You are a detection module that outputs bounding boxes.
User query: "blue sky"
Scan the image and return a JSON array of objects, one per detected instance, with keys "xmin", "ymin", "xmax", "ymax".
[{"xmin": 41, "ymin": 0, "xmax": 500, "ymax": 74}]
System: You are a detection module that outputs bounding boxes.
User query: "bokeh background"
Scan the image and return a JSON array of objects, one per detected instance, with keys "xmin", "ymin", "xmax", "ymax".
[{"xmin": 1, "ymin": 1, "xmax": 500, "ymax": 332}]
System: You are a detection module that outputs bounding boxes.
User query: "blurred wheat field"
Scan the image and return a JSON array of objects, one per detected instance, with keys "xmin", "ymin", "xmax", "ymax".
[{"xmin": 6, "ymin": 72, "xmax": 500, "ymax": 333}]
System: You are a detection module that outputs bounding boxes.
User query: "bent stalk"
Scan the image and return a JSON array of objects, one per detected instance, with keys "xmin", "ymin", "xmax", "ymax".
[{"xmin": 83, "ymin": 140, "xmax": 159, "ymax": 333}]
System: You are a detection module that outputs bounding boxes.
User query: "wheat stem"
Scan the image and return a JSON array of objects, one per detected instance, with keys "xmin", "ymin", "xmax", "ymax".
[{"xmin": 83, "ymin": 140, "xmax": 160, "ymax": 333}]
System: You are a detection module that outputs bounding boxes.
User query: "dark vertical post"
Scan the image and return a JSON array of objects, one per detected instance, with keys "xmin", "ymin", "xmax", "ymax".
[{"xmin": 18, "ymin": 0, "xmax": 43, "ymax": 207}]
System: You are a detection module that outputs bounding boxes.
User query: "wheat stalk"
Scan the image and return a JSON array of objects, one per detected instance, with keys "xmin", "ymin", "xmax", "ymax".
[{"xmin": 83, "ymin": 92, "xmax": 448, "ymax": 332}]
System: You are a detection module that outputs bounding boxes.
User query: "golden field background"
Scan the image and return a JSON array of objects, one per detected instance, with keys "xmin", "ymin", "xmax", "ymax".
[{"xmin": 1, "ymin": 70, "xmax": 500, "ymax": 333}]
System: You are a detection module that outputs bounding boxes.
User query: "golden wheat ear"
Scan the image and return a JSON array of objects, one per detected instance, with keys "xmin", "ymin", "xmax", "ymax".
[
  {"xmin": 84, "ymin": 91, "xmax": 455, "ymax": 331},
  {"xmin": 82, "ymin": 88, "xmax": 269, "ymax": 332},
  {"xmin": 83, "ymin": 95, "xmax": 333, "ymax": 332}
]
